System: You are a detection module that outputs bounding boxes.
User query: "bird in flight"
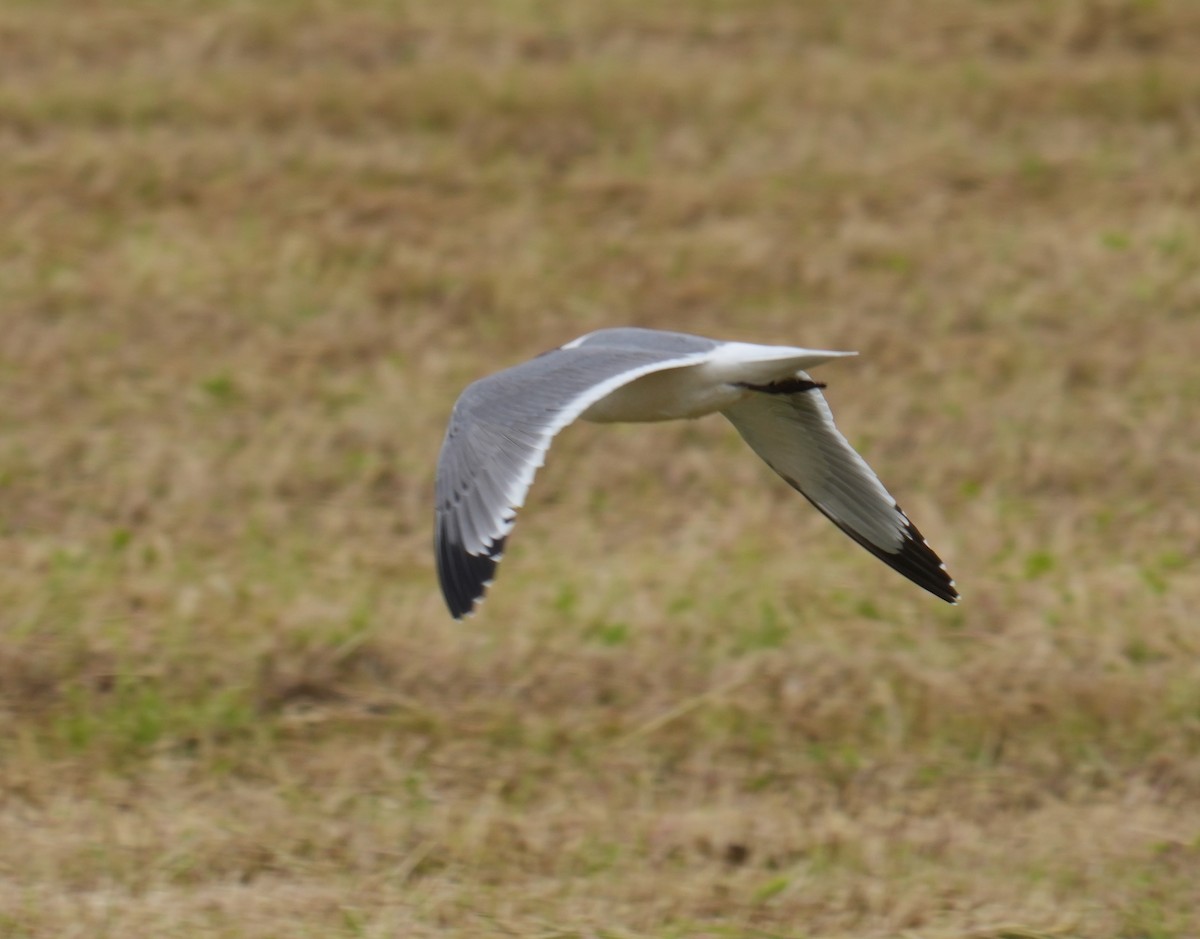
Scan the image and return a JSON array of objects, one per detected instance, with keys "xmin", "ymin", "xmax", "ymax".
[{"xmin": 435, "ymin": 327, "xmax": 957, "ymax": 619}]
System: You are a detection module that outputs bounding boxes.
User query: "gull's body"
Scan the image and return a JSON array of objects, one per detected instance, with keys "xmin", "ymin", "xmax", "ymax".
[{"xmin": 435, "ymin": 327, "xmax": 956, "ymax": 618}]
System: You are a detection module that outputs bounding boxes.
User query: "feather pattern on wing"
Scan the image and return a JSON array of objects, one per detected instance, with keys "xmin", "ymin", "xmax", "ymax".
[
  {"xmin": 721, "ymin": 380, "xmax": 958, "ymax": 603},
  {"xmin": 435, "ymin": 334, "xmax": 715, "ymax": 617}
]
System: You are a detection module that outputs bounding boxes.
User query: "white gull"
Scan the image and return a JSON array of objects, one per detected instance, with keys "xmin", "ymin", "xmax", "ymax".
[{"xmin": 435, "ymin": 327, "xmax": 957, "ymax": 618}]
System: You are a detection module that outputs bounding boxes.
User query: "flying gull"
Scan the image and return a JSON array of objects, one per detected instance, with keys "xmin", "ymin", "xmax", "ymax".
[{"xmin": 435, "ymin": 327, "xmax": 957, "ymax": 618}]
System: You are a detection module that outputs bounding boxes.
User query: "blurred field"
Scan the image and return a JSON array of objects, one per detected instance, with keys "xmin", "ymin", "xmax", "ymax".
[{"xmin": 2, "ymin": 0, "xmax": 1200, "ymax": 936}]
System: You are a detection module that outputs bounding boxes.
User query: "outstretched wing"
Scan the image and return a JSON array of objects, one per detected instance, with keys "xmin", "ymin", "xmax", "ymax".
[
  {"xmin": 435, "ymin": 345, "xmax": 711, "ymax": 618},
  {"xmin": 721, "ymin": 381, "xmax": 958, "ymax": 603}
]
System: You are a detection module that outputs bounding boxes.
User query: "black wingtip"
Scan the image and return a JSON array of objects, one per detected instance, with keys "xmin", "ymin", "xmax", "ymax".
[
  {"xmin": 791, "ymin": 486, "xmax": 958, "ymax": 604},
  {"xmin": 885, "ymin": 524, "xmax": 959, "ymax": 604},
  {"xmin": 436, "ymin": 527, "xmax": 507, "ymax": 620},
  {"xmin": 833, "ymin": 508, "xmax": 957, "ymax": 605}
]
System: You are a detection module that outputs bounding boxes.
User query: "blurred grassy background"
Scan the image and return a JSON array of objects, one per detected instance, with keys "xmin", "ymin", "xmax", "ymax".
[{"xmin": 2, "ymin": 1, "xmax": 1199, "ymax": 936}]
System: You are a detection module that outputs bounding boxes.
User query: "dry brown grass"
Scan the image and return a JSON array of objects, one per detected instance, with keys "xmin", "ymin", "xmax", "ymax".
[{"xmin": 2, "ymin": 0, "xmax": 1200, "ymax": 935}]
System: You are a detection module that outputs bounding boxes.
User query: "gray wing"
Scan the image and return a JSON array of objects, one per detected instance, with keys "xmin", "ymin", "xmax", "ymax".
[
  {"xmin": 435, "ymin": 343, "xmax": 711, "ymax": 618},
  {"xmin": 721, "ymin": 380, "xmax": 958, "ymax": 603}
]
